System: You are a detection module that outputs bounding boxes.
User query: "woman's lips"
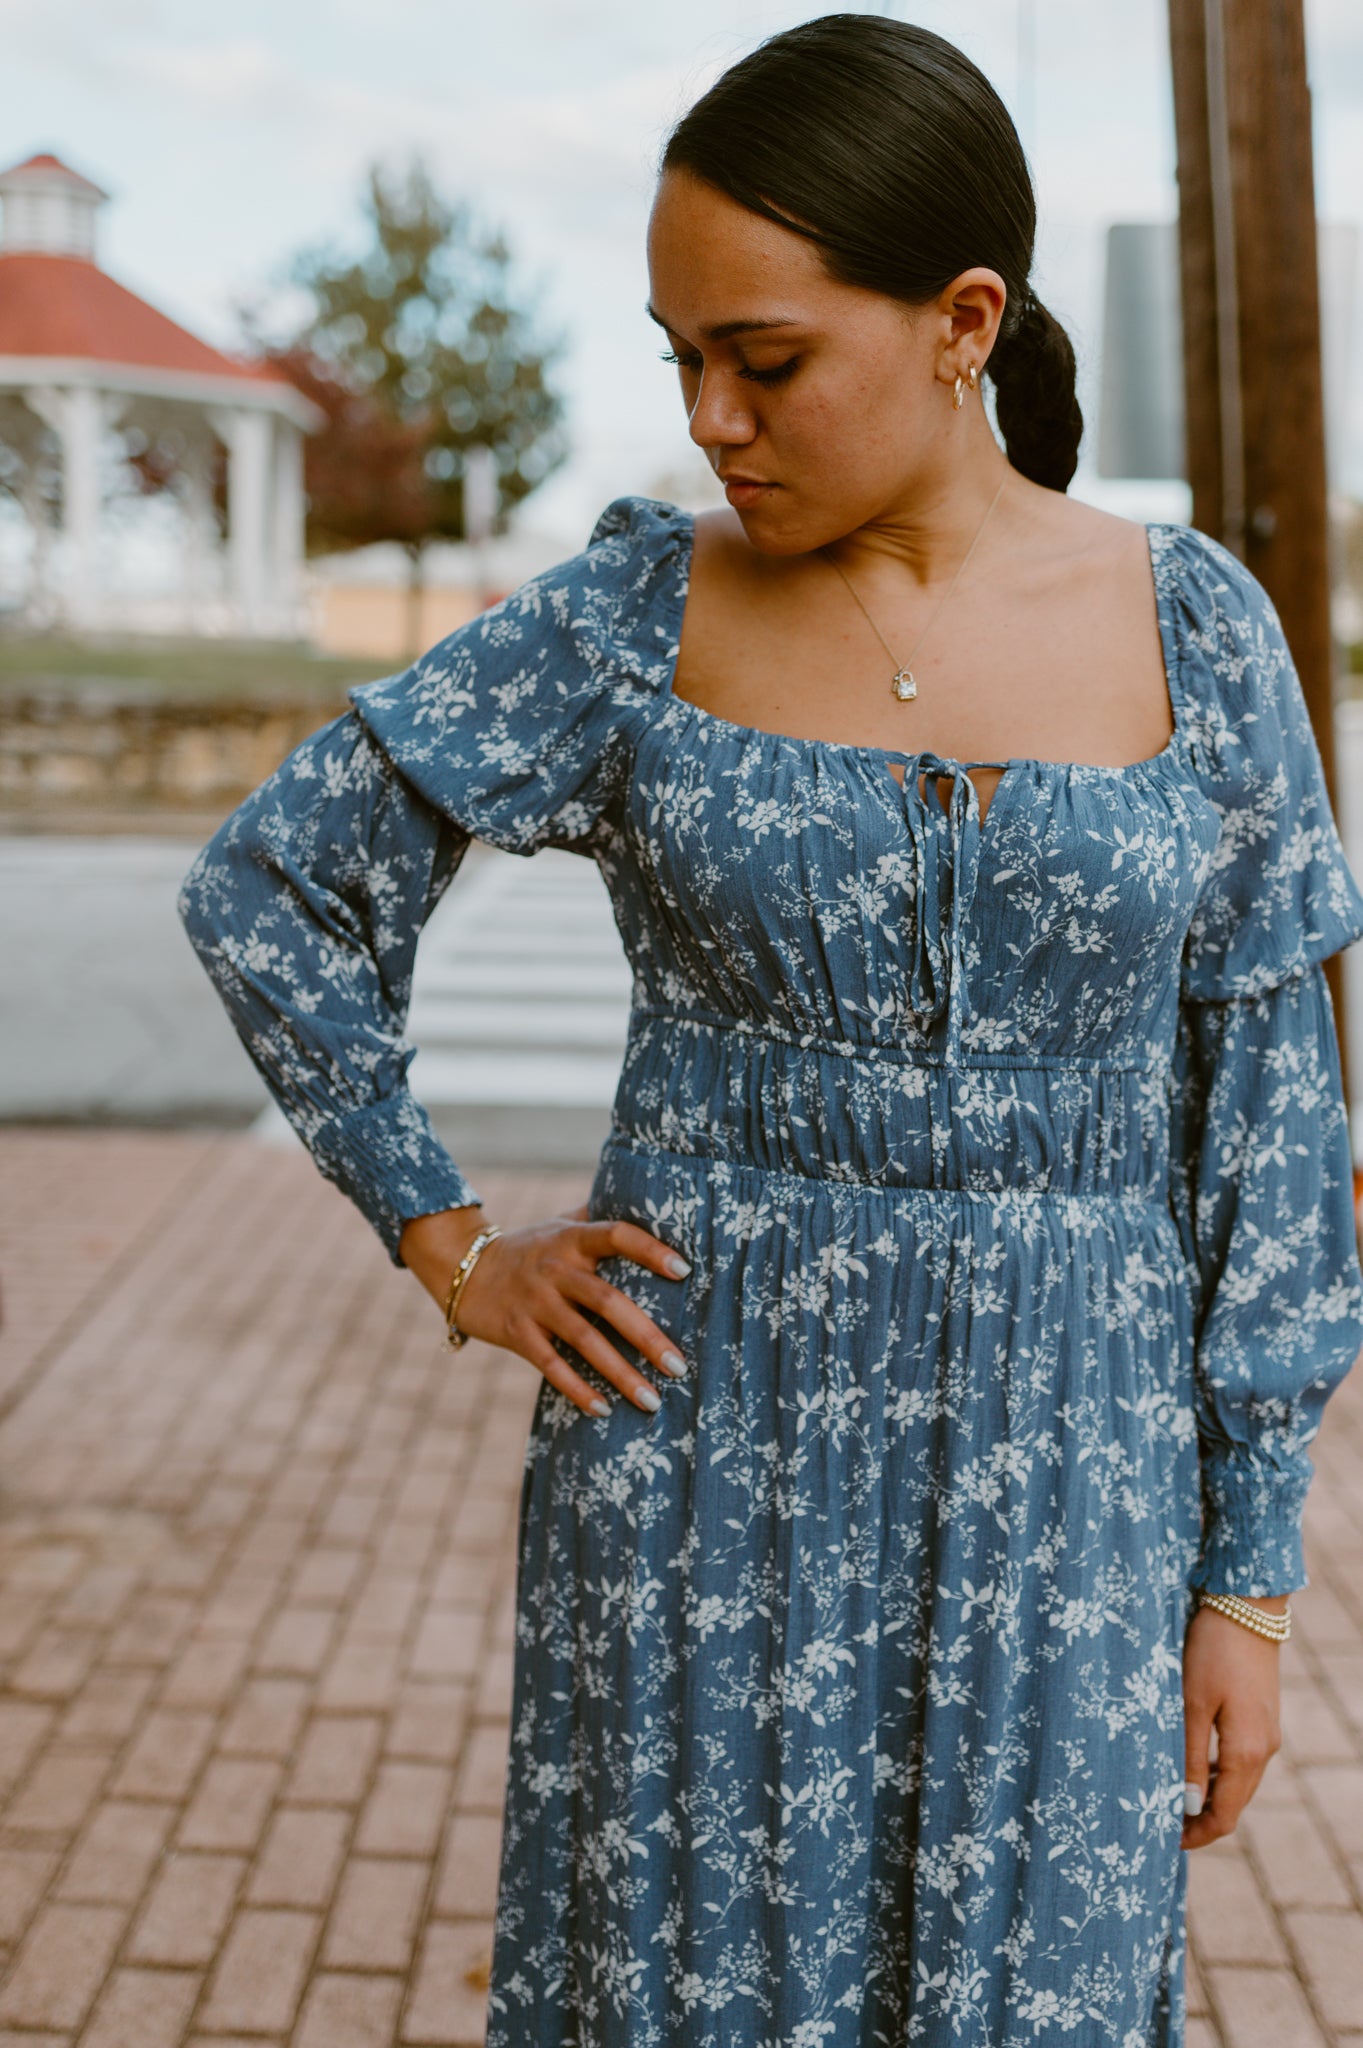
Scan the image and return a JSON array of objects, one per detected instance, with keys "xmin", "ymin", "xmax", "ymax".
[{"xmin": 722, "ymin": 478, "xmax": 775, "ymax": 506}]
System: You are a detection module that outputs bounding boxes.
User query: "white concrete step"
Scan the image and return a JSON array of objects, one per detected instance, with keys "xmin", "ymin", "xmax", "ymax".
[
  {"xmin": 413, "ymin": 959, "xmax": 632, "ymax": 999},
  {"xmin": 406, "ymin": 995, "xmax": 631, "ymax": 1049},
  {"xmin": 409, "ymin": 1049, "xmax": 628, "ymax": 1105}
]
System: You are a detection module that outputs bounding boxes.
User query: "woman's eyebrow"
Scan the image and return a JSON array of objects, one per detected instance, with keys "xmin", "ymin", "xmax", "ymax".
[{"xmin": 644, "ymin": 303, "xmax": 802, "ymax": 341}]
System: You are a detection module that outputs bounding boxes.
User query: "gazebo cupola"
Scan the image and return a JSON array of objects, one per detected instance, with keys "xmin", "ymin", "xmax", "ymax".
[
  {"xmin": 0, "ymin": 152, "xmax": 108, "ymax": 260},
  {"xmin": 0, "ymin": 150, "xmax": 321, "ymax": 637}
]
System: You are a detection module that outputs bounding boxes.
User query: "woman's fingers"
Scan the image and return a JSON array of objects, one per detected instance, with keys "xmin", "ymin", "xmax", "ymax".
[
  {"xmin": 528, "ymin": 1217, "xmax": 692, "ymax": 1412},
  {"xmin": 1181, "ymin": 1691, "xmax": 1213, "ymax": 1848},
  {"xmin": 1182, "ymin": 1735, "xmax": 1272, "ymax": 1849},
  {"xmin": 540, "ymin": 1298, "xmax": 664, "ymax": 1414},
  {"xmin": 1181, "ymin": 1607, "xmax": 1284, "ymax": 1850},
  {"xmin": 563, "ymin": 1265, "xmax": 688, "ymax": 1381},
  {"xmin": 514, "ymin": 1319, "xmax": 613, "ymax": 1420},
  {"xmin": 432, "ymin": 1207, "xmax": 693, "ymax": 1421},
  {"xmin": 578, "ymin": 1215, "xmax": 693, "ymax": 1281}
]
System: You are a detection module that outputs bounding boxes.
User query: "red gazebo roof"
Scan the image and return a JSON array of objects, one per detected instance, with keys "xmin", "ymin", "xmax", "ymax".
[{"xmin": 0, "ymin": 250, "xmax": 290, "ymax": 388}]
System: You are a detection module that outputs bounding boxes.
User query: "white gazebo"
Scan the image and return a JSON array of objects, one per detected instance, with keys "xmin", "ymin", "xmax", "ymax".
[{"xmin": 0, "ymin": 151, "xmax": 321, "ymax": 638}]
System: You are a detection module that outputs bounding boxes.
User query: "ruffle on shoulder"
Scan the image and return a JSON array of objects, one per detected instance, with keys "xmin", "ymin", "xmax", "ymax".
[
  {"xmin": 347, "ymin": 493, "xmax": 691, "ymax": 856},
  {"xmin": 1166, "ymin": 525, "xmax": 1363, "ymax": 1000}
]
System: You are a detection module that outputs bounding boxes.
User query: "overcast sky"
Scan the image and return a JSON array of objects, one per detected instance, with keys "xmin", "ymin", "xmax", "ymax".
[{"xmin": 2, "ymin": 0, "xmax": 1360, "ymax": 546}]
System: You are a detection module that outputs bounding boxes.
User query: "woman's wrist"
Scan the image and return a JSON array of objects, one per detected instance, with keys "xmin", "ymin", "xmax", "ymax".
[
  {"xmin": 399, "ymin": 1204, "xmax": 493, "ymax": 1306},
  {"xmin": 1194, "ymin": 1587, "xmax": 1293, "ymax": 1644}
]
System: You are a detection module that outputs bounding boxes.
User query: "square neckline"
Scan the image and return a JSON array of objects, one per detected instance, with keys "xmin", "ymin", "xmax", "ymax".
[{"xmin": 653, "ymin": 508, "xmax": 1188, "ymax": 790}]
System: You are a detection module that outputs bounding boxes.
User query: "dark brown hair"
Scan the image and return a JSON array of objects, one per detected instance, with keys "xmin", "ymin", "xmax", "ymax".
[{"xmin": 661, "ymin": 13, "xmax": 1083, "ymax": 491}]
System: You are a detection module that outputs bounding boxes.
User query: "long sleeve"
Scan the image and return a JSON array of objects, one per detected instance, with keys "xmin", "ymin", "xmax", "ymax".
[
  {"xmin": 1168, "ymin": 964, "xmax": 1363, "ymax": 1593},
  {"xmin": 1164, "ymin": 525, "xmax": 1363, "ymax": 1594},
  {"xmin": 178, "ymin": 711, "xmax": 482, "ymax": 1262},
  {"xmin": 178, "ymin": 494, "xmax": 686, "ymax": 1263}
]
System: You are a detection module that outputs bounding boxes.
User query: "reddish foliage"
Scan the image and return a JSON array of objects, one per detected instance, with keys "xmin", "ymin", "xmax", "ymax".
[{"xmin": 265, "ymin": 343, "xmax": 440, "ymax": 555}]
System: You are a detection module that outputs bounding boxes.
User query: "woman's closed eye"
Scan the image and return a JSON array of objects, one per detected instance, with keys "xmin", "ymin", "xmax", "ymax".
[{"xmin": 657, "ymin": 349, "xmax": 799, "ymax": 387}]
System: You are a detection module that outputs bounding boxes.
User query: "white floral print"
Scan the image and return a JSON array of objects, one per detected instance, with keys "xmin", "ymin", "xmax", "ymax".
[{"xmin": 179, "ymin": 494, "xmax": 1363, "ymax": 2046}]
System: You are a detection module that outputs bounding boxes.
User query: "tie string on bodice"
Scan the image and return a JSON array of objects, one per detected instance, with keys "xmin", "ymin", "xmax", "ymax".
[{"xmin": 887, "ymin": 748, "xmax": 1010, "ymax": 1058}]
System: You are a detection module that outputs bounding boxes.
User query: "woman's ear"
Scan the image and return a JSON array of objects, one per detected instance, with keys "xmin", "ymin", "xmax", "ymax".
[{"xmin": 941, "ymin": 268, "xmax": 1007, "ymax": 362}]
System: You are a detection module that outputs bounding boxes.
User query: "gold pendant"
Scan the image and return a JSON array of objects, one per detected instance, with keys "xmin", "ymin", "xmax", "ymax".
[{"xmin": 892, "ymin": 668, "xmax": 917, "ymax": 701}]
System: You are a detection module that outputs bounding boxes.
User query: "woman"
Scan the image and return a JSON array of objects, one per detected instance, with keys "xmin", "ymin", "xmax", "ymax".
[{"xmin": 180, "ymin": 17, "xmax": 1363, "ymax": 2046}]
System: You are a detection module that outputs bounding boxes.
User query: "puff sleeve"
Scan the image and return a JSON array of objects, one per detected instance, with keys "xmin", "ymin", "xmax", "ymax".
[
  {"xmin": 177, "ymin": 493, "xmax": 683, "ymax": 1263},
  {"xmin": 1165, "ymin": 529, "xmax": 1363, "ymax": 1594}
]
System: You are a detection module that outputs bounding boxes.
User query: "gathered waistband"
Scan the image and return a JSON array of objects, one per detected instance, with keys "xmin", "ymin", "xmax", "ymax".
[{"xmin": 609, "ymin": 1006, "xmax": 1173, "ymax": 1200}]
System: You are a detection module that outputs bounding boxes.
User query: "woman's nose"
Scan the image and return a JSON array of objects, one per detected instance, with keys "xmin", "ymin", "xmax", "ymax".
[{"xmin": 686, "ymin": 374, "xmax": 758, "ymax": 450}]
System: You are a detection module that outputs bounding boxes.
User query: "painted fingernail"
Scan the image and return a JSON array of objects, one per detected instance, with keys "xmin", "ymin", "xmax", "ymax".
[
  {"xmin": 659, "ymin": 1350, "xmax": 688, "ymax": 1377},
  {"xmin": 666, "ymin": 1254, "xmax": 691, "ymax": 1278},
  {"xmin": 1184, "ymin": 1781, "xmax": 1205, "ymax": 1817},
  {"xmin": 634, "ymin": 1385, "xmax": 662, "ymax": 1412},
  {"xmin": 589, "ymin": 1396, "xmax": 611, "ymax": 1418}
]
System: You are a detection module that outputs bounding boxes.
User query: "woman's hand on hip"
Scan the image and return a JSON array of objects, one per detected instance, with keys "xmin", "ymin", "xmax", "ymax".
[
  {"xmin": 1181, "ymin": 1597, "xmax": 1286, "ymax": 1850},
  {"xmin": 398, "ymin": 1202, "xmax": 690, "ymax": 1418}
]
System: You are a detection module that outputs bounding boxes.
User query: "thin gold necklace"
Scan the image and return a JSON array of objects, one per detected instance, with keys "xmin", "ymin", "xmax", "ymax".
[{"xmin": 821, "ymin": 477, "xmax": 1008, "ymax": 701}]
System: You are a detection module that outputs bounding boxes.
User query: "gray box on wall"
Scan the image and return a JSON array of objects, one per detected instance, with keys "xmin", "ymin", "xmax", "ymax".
[
  {"xmin": 1098, "ymin": 217, "xmax": 1359, "ymax": 490},
  {"xmin": 1098, "ymin": 222, "xmax": 1185, "ymax": 482}
]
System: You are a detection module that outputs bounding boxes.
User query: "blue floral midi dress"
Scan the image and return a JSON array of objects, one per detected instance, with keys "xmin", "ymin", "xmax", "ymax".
[{"xmin": 180, "ymin": 494, "xmax": 1363, "ymax": 2047}]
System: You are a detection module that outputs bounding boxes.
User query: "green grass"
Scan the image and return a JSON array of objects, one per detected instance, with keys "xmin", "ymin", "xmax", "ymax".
[{"xmin": 0, "ymin": 633, "xmax": 391, "ymax": 706}]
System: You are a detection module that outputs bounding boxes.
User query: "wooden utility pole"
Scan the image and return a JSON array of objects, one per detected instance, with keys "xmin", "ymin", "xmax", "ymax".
[{"xmin": 1168, "ymin": 0, "xmax": 1352, "ymax": 1093}]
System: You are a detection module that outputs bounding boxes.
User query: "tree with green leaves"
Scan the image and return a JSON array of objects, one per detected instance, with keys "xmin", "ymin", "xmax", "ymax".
[{"xmin": 267, "ymin": 156, "xmax": 570, "ymax": 655}]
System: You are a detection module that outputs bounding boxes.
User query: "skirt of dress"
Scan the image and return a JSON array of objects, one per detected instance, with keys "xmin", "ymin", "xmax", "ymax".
[{"xmin": 482, "ymin": 1109, "xmax": 1199, "ymax": 2048}]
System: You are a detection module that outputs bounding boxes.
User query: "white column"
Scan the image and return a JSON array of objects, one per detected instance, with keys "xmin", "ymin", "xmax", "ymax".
[
  {"xmin": 19, "ymin": 466, "xmax": 54, "ymax": 629},
  {"xmin": 23, "ymin": 382, "xmax": 107, "ymax": 630},
  {"xmin": 63, "ymin": 385, "xmax": 102, "ymax": 625},
  {"xmin": 1, "ymin": 393, "xmax": 54, "ymax": 626},
  {"xmin": 210, "ymin": 404, "xmax": 273, "ymax": 635},
  {"xmin": 178, "ymin": 429, "xmax": 219, "ymax": 633},
  {"xmin": 272, "ymin": 420, "xmax": 306, "ymax": 637}
]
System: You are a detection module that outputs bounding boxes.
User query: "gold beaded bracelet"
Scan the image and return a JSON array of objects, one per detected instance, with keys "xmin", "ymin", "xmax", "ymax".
[
  {"xmin": 442, "ymin": 1225, "xmax": 503, "ymax": 1351},
  {"xmin": 1196, "ymin": 1589, "xmax": 1292, "ymax": 1642}
]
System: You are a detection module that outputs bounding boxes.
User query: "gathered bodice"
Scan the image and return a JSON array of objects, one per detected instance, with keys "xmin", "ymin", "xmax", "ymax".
[
  {"xmin": 587, "ymin": 697, "xmax": 1225, "ymax": 1203},
  {"xmin": 600, "ymin": 697, "xmax": 1223, "ymax": 1073}
]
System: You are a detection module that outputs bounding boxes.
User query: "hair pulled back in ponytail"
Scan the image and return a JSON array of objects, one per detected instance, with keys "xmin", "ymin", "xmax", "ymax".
[
  {"xmin": 988, "ymin": 289, "xmax": 1084, "ymax": 494},
  {"xmin": 660, "ymin": 13, "xmax": 1083, "ymax": 493}
]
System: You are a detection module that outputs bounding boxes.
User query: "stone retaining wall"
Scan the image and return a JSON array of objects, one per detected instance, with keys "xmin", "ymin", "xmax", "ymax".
[{"xmin": 0, "ymin": 682, "xmax": 346, "ymax": 818}]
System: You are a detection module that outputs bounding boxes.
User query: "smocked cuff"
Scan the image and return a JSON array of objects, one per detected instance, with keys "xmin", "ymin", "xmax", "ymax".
[
  {"xmin": 1190, "ymin": 1444, "xmax": 1311, "ymax": 1597},
  {"xmin": 307, "ymin": 1091, "xmax": 484, "ymax": 1264}
]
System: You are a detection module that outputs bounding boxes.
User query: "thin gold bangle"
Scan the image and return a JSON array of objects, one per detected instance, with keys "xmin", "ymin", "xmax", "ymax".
[{"xmin": 442, "ymin": 1226, "xmax": 503, "ymax": 1351}]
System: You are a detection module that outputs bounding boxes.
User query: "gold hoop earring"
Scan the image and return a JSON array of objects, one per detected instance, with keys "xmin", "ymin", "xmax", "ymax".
[
  {"xmin": 967, "ymin": 364, "xmax": 979, "ymax": 391},
  {"xmin": 952, "ymin": 374, "xmax": 965, "ymax": 410}
]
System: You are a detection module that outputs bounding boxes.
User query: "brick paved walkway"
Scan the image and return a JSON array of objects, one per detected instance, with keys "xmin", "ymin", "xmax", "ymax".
[{"xmin": 0, "ymin": 1129, "xmax": 1361, "ymax": 2044}]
